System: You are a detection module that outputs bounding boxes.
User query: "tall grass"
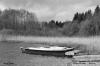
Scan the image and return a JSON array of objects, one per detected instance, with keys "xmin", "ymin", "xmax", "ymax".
[{"xmin": 2, "ymin": 35, "xmax": 100, "ymax": 54}]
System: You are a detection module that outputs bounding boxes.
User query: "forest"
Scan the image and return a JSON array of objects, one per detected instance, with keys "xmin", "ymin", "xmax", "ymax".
[{"xmin": 0, "ymin": 5, "xmax": 100, "ymax": 36}]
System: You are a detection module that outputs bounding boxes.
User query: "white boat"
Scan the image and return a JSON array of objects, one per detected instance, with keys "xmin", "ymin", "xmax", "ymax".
[{"xmin": 20, "ymin": 46, "xmax": 77, "ymax": 57}]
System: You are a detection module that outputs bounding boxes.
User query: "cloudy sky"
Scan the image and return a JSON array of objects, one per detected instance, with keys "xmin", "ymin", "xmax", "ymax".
[{"xmin": 0, "ymin": 0, "xmax": 99, "ymax": 21}]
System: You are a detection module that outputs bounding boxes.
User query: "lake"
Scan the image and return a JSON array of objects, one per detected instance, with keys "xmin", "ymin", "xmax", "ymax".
[
  {"xmin": 1, "ymin": 36, "xmax": 100, "ymax": 66},
  {"xmin": 0, "ymin": 41, "xmax": 72, "ymax": 66}
]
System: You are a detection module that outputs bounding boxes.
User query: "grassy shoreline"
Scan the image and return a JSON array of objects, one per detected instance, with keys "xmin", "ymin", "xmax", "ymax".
[{"xmin": 0, "ymin": 35, "xmax": 98, "ymax": 55}]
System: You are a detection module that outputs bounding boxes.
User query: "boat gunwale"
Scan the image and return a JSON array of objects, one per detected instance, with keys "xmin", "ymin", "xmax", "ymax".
[{"xmin": 25, "ymin": 46, "xmax": 74, "ymax": 51}]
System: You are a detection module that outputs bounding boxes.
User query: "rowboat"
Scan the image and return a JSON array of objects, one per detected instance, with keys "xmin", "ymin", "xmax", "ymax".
[{"xmin": 20, "ymin": 46, "xmax": 79, "ymax": 57}]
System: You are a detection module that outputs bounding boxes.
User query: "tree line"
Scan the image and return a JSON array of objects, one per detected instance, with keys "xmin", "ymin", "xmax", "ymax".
[{"xmin": 0, "ymin": 5, "xmax": 100, "ymax": 36}]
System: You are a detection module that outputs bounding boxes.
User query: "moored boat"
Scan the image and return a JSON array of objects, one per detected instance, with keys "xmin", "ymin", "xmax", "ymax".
[{"xmin": 20, "ymin": 46, "xmax": 77, "ymax": 57}]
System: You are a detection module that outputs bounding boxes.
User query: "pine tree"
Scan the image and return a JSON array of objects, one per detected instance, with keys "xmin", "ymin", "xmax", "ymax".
[
  {"xmin": 73, "ymin": 12, "xmax": 79, "ymax": 21},
  {"xmin": 85, "ymin": 10, "xmax": 92, "ymax": 19},
  {"xmin": 94, "ymin": 5, "xmax": 100, "ymax": 15}
]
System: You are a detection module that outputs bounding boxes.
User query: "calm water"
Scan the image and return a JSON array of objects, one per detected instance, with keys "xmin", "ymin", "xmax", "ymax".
[{"xmin": 0, "ymin": 41, "xmax": 72, "ymax": 66}]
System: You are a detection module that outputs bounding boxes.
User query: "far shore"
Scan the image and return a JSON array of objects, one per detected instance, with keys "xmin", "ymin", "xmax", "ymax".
[{"xmin": 6, "ymin": 35, "xmax": 100, "ymax": 45}]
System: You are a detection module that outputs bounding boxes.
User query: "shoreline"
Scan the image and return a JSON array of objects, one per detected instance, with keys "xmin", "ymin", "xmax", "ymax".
[{"xmin": 0, "ymin": 35, "xmax": 99, "ymax": 55}]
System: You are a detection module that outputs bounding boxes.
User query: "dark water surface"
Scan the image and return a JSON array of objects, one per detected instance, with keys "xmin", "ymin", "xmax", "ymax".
[{"xmin": 0, "ymin": 41, "xmax": 72, "ymax": 66}]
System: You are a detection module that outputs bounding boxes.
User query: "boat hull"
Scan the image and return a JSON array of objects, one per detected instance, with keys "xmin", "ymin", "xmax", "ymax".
[{"xmin": 21, "ymin": 48, "xmax": 74, "ymax": 57}]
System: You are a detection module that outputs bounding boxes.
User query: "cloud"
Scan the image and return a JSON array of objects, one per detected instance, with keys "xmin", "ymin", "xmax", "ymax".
[{"xmin": 0, "ymin": 0, "xmax": 99, "ymax": 21}]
